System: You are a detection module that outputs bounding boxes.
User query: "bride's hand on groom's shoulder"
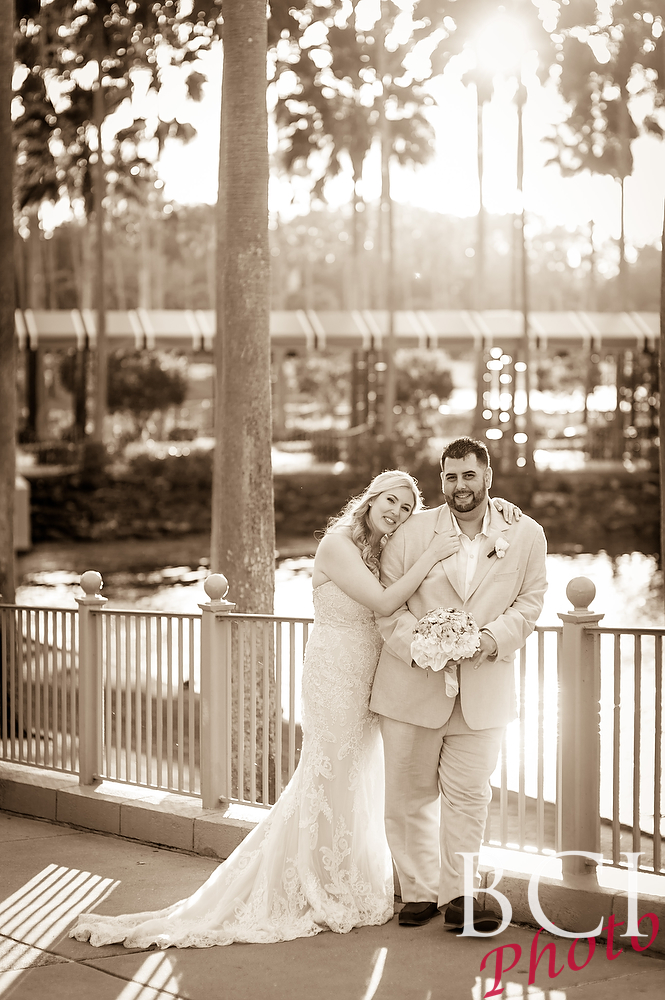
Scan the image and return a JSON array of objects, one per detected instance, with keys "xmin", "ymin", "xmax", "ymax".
[
  {"xmin": 427, "ymin": 530, "xmax": 460, "ymax": 564},
  {"xmin": 492, "ymin": 497, "xmax": 522, "ymax": 523}
]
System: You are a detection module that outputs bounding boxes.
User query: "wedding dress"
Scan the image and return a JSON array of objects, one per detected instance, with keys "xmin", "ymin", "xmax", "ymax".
[{"xmin": 70, "ymin": 581, "xmax": 394, "ymax": 949}]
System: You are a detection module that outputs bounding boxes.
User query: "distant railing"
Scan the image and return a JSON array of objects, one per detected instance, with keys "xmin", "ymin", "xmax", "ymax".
[
  {"xmin": 0, "ymin": 605, "xmax": 79, "ymax": 773},
  {"xmin": 1, "ymin": 573, "xmax": 663, "ymax": 877}
]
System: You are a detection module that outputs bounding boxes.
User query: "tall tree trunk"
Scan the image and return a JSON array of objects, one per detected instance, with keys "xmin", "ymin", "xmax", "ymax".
[
  {"xmin": 379, "ymin": 128, "xmax": 396, "ymax": 452},
  {"xmin": 76, "ymin": 223, "xmax": 94, "ymax": 309},
  {"xmin": 0, "ymin": 0, "xmax": 16, "ymax": 601},
  {"xmin": 91, "ymin": 41, "xmax": 107, "ymax": 445},
  {"xmin": 111, "ymin": 222, "xmax": 127, "ymax": 310},
  {"xmin": 472, "ymin": 85, "xmax": 487, "ymax": 439},
  {"xmin": 27, "ymin": 210, "xmax": 45, "ymax": 308},
  {"xmin": 211, "ymin": 0, "xmax": 274, "ymax": 614},
  {"xmin": 68, "ymin": 225, "xmax": 89, "ymax": 441},
  {"xmin": 74, "ymin": 346, "xmax": 88, "ymax": 442},
  {"xmin": 516, "ymin": 83, "xmax": 534, "ymax": 472},
  {"xmin": 475, "ymin": 85, "xmax": 486, "ymax": 312},
  {"xmin": 349, "ymin": 165, "xmax": 362, "ymax": 309},
  {"xmin": 617, "ymin": 96, "xmax": 631, "ymax": 309},
  {"xmin": 15, "ymin": 230, "xmax": 25, "ymax": 309},
  {"xmin": 588, "ymin": 220, "xmax": 597, "ymax": 310},
  {"xmin": 152, "ymin": 215, "xmax": 164, "ymax": 309},
  {"xmin": 659, "ymin": 204, "xmax": 665, "ymax": 589},
  {"xmin": 377, "ymin": 25, "xmax": 395, "ymax": 459},
  {"xmin": 205, "ymin": 226, "xmax": 216, "ymax": 309},
  {"xmin": 618, "ymin": 175, "xmax": 627, "ymax": 308},
  {"xmin": 138, "ymin": 219, "xmax": 151, "ymax": 308},
  {"xmin": 45, "ymin": 231, "xmax": 57, "ymax": 308}
]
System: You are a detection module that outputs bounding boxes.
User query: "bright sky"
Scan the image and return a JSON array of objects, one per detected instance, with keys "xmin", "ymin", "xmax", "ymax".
[{"xmin": 135, "ymin": 5, "xmax": 665, "ymax": 250}]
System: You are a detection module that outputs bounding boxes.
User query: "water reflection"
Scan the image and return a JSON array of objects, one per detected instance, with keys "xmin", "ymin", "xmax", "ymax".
[{"xmin": 16, "ymin": 551, "xmax": 664, "ymax": 626}]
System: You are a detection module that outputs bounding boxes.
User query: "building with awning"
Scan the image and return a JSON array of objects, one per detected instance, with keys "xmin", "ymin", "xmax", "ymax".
[
  {"xmin": 14, "ymin": 308, "xmax": 659, "ymax": 353},
  {"xmin": 14, "ymin": 310, "xmax": 659, "ymax": 469}
]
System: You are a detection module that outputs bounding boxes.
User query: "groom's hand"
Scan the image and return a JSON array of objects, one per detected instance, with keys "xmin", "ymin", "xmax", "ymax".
[{"xmin": 468, "ymin": 630, "xmax": 498, "ymax": 669}]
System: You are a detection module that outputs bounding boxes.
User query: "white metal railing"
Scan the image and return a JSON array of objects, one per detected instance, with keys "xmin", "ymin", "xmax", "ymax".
[
  {"xmin": 97, "ymin": 609, "xmax": 201, "ymax": 794},
  {"xmin": 1, "ymin": 572, "xmax": 663, "ymax": 876},
  {"xmin": 487, "ymin": 624, "xmax": 561, "ymax": 857},
  {"xmin": 593, "ymin": 626, "xmax": 664, "ymax": 873},
  {"xmin": 0, "ymin": 604, "xmax": 78, "ymax": 773},
  {"xmin": 200, "ymin": 613, "xmax": 311, "ymax": 805}
]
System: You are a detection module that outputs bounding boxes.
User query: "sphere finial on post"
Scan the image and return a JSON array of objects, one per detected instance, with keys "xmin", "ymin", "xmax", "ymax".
[
  {"xmin": 201, "ymin": 573, "xmax": 236, "ymax": 614},
  {"xmin": 204, "ymin": 573, "xmax": 229, "ymax": 602},
  {"xmin": 80, "ymin": 570, "xmax": 104, "ymax": 598},
  {"xmin": 566, "ymin": 576, "xmax": 596, "ymax": 613}
]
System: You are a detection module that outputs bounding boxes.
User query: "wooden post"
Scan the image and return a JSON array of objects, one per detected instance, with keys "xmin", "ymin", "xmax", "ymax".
[
  {"xmin": 557, "ymin": 577, "xmax": 604, "ymax": 877},
  {"xmin": 199, "ymin": 573, "xmax": 236, "ymax": 809},
  {"xmin": 76, "ymin": 570, "xmax": 107, "ymax": 785}
]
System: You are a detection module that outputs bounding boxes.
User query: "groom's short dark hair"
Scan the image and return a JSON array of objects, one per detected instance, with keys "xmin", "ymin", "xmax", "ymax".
[{"xmin": 440, "ymin": 437, "xmax": 490, "ymax": 472}]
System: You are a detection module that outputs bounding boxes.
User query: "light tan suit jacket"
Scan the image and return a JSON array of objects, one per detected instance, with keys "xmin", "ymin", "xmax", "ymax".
[{"xmin": 370, "ymin": 500, "xmax": 547, "ymax": 731}]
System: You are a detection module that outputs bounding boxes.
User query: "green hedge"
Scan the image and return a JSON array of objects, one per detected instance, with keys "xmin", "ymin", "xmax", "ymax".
[
  {"xmin": 26, "ymin": 451, "xmax": 660, "ymax": 556},
  {"xmin": 29, "ymin": 453, "xmax": 214, "ymax": 542}
]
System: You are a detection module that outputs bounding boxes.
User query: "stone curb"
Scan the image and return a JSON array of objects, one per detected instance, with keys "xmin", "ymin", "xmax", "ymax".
[
  {"xmin": 2, "ymin": 761, "xmax": 664, "ymax": 956},
  {"xmin": 0, "ymin": 761, "xmax": 258, "ymax": 861}
]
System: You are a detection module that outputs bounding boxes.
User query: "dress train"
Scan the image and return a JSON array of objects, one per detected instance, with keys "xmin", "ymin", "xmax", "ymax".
[{"xmin": 70, "ymin": 582, "xmax": 394, "ymax": 948}]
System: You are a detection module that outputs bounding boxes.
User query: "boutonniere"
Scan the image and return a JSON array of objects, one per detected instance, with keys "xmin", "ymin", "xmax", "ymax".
[{"xmin": 488, "ymin": 537, "xmax": 509, "ymax": 559}]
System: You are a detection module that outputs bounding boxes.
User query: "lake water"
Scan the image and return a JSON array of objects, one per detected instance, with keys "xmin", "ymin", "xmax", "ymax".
[{"xmin": 15, "ymin": 550, "xmax": 664, "ymax": 627}]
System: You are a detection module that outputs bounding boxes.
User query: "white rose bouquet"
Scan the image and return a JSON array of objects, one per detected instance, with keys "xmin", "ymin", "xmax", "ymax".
[{"xmin": 411, "ymin": 608, "xmax": 481, "ymax": 697}]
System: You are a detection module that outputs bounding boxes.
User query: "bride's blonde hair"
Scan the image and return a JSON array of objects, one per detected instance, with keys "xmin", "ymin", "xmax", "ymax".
[{"xmin": 326, "ymin": 470, "xmax": 424, "ymax": 576}]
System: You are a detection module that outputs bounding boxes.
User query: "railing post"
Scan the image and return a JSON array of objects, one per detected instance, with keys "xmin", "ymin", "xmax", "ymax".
[
  {"xmin": 199, "ymin": 573, "xmax": 236, "ymax": 809},
  {"xmin": 557, "ymin": 576, "xmax": 604, "ymax": 877},
  {"xmin": 76, "ymin": 570, "xmax": 107, "ymax": 785}
]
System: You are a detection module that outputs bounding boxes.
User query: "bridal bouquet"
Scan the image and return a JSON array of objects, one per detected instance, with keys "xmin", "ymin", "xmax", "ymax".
[{"xmin": 411, "ymin": 608, "xmax": 481, "ymax": 697}]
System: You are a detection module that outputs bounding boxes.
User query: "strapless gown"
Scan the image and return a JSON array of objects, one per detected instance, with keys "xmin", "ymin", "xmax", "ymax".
[{"xmin": 69, "ymin": 581, "xmax": 394, "ymax": 948}]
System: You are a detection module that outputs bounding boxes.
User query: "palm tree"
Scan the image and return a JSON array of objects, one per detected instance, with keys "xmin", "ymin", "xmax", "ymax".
[
  {"xmin": 14, "ymin": 0, "xmax": 213, "ymax": 443},
  {"xmin": 0, "ymin": 0, "xmax": 17, "ymax": 602},
  {"xmin": 210, "ymin": 0, "xmax": 274, "ymax": 615},
  {"xmin": 414, "ymin": 0, "xmax": 554, "ymax": 466},
  {"xmin": 273, "ymin": 5, "xmax": 434, "ymax": 463},
  {"xmin": 549, "ymin": 0, "xmax": 665, "ymax": 581},
  {"xmin": 273, "ymin": 6, "xmax": 433, "ymax": 312},
  {"xmin": 550, "ymin": 2, "xmax": 665, "ymax": 299},
  {"xmin": 548, "ymin": 27, "xmax": 638, "ymax": 304}
]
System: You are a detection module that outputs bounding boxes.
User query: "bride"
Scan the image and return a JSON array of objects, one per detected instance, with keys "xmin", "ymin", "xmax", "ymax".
[{"xmin": 70, "ymin": 470, "xmax": 515, "ymax": 950}]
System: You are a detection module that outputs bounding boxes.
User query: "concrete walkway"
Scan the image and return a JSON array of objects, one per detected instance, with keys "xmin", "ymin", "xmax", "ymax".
[{"xmin": 1, "ymin": 811, "xmax": 665, "ymax": 1000}]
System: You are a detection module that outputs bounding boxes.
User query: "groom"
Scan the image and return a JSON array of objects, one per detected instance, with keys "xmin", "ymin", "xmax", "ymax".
[{"xmin": 370, "ymin": 437, "xmax": 547, "ymax": 931}]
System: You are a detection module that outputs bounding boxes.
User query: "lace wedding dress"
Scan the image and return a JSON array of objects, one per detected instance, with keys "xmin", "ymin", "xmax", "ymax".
[{"xmin": 70, "ymin": 581, "xmax": 394, "ymax": 949}]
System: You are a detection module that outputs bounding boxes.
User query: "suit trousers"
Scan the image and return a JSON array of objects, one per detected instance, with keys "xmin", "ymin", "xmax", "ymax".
[{"xmin": 379, "ymin": 698, "xmax": 504, "ymax": 907}]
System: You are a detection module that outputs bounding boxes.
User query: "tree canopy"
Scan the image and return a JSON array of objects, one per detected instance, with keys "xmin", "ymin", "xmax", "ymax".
[{"xmin": 13, "ymin": 0, "xmax": 211, "ymax": 217}]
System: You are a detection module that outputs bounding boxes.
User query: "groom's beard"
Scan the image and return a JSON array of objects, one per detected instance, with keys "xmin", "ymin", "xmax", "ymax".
[{"xmin": 448, "ymin": 484, "xmax": 487, "ymax": 512}]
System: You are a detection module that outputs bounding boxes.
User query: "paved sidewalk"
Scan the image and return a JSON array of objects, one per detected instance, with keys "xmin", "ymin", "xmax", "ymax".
[{"xmin": 1, "ymin": 812, "xmax": 665, "ymax": 1000}]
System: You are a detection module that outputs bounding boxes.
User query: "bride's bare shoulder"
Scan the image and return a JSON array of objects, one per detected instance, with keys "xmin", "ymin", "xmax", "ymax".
[
  {"xmin": 314, "ymin": 531, "xmax": 361, "ymax": 587},
  {"xmin": 318, "ymin": 527, "xmax": 356, "ymax": 552}
]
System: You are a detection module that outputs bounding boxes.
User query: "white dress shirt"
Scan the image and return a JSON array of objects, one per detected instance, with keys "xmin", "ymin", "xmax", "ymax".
[{"xmin": 450, "ymin": 502, "xmax": 492, "ymax": 600}]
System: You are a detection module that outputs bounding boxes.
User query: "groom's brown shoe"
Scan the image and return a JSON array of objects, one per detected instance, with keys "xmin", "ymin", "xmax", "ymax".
[
  {"xmin": 398, "ymin": 901, "xmax": 439, "ymax": 926},
  {"xmin": 443, "ymin": 896, "xmax": 501, "ymax": 933}
]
